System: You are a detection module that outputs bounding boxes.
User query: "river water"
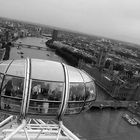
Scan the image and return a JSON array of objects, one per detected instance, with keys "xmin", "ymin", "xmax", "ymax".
[
  {"xmin": 63, "ymin": 86, "xmax": 140, "ymax": 140},
  {"xmin": 11, "ymin": 37, "xmax": 140, "ymax": 140},
  {"xmin": 10, "ymin": 37, "xmax": 66, "ymax": 63}
]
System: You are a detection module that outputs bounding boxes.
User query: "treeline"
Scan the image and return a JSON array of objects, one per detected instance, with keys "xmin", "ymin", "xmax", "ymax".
[
  {"xmin": 115, "ymin": 51, "xmax": 139, "ymax": 60},
  {"xmin": 46, "ymin": 41, "xmax": 95, "ymax": 67},
  {"xmin": 55, "ymin": 47, "xmax": 78, "ymax": 66}
]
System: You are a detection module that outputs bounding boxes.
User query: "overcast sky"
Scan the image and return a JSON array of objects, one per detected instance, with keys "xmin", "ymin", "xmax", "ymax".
[{"xmin": 0, "ymin": 0, "xmax": 140, "ymax": 44}]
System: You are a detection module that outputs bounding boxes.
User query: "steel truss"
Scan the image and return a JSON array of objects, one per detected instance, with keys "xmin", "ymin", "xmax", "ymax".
[{"xmin": 0, "ymin": 116, "xmax": 80, "ymax": 140}]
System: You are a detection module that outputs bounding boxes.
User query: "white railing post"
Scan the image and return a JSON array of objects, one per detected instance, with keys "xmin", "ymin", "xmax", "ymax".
[
  {"xmin": 0, "ymin": 116, "xmax": 13, "ymax": 127},
  {"xmin": 59, "ymin": 121, "xmax": 80, "ymax": 140},
  {"xmin": 4, "ymin": 119, "xmax": 26, "ymax": 140}
]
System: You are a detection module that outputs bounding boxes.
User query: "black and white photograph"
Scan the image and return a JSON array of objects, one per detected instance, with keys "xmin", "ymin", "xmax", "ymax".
[{"xmin": 0, "ymin": 0, "xmax": 140, "ymax": 140}]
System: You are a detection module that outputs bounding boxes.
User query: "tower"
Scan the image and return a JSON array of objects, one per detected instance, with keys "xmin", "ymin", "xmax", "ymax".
[
  {"xmin": 52, "ymin": 30, "xmax": 58, "ymax": 41},
  {"xmin": 97, "ymin": 45, "xmax": 110, "ymax": 68}
]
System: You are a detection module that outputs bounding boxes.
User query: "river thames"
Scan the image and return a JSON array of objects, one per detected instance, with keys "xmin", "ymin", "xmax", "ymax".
[
  {"xmin": 10, "ymin": 37, "xmax": 140, "ymax": 140},
  {"xmin": 64, "ymin": 86, "xmax": 140, "ymax": 140}
]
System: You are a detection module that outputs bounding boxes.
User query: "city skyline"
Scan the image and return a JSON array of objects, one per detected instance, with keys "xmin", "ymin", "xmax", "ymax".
[
  {"xmin": 0, "ymin": 9, "xmax": 140, "ymax": 140},
  {"xmin": 0, "ymin": 0, "xmax": 140, "ymax": 45}
]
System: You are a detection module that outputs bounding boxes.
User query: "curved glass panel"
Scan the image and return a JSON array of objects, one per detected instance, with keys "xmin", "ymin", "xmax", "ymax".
[
  {"xmin": 0, "ymin": 73, "xmax": 4, "ymax": 109},
  {"xmin": 6, "ymin": 60, "xmax": 25, "ymax": 77},
  {"xmin": 31, "ymin": 59, "xmax": 64, "ymax": 82},
  {"xmin": 0, "ymin": 74, "xmax": 3, "ymax": 88},
  {"xmin": 69, "ymin": 83, "xmax": 85, "ymax": 101},
  {"xmin": 1, "ymin": 76, "xmax": 24, "ymax": 113},
  {"xmin": 85, "ymin": 82, "xmax": 96, "ymax": 101},
  {"xmin": 67, "ymin": 65, "xmax": 84, "ymax": 83},
  {"xmin": 28, "ymin": 80, "xmax": 64, "ymax": 115},
  {"xmin": 0, "ymin": 60, "xmax": 12, "ymax": 74},
  {"xmin": 80, "ymin": 70, "xmax": 93, "ymax": 83},
  {"xmin": 84, "ymin": 82, "xmax": 96, "ymax": 110},
  {"xmin": 66, "ymin": 83, "xmax": 85, "ymax": 114}
]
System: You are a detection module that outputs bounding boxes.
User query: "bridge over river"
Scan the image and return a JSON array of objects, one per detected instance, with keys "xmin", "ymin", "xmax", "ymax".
[{"xmin": 13, "ymin": 42, "xmax": 55, "ymax": 52}]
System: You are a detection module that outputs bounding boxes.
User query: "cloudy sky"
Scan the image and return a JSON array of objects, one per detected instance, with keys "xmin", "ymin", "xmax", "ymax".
[{"xmin": 0, "ymin": 0, "xmax": 140, "ymax": 44}]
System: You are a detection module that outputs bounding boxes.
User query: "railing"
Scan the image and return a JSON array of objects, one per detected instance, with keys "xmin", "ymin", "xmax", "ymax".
[{"xmin": 1, "ymin": 95, "xmax": 22, "ymax": 113}]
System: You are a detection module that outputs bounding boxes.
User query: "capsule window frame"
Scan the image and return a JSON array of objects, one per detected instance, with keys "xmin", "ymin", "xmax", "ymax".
[
  {"xmin": 68, "ymin": 82, "xmax": 86, "ymax": 101},
  {"xmin": 0, "ymin": 73, "xmax": 4, "ymax": 89},
  {"xmin": 65, "ymin": 82, "xmax": 86, "ymax": 115},
  {"xmin": 83, "ymin": 81, "xmax": 96, "ymax": 111},
  {"xmin": 65, "ymin": 81, "xmax": 96, "ymax": 115},
  {"xmin": 27, "ymin": 78, "xmax": 65, "ymax": 116},
  {"xmin": 0, "ymin": 73, "xmax": 4, "ymax": 110},
  {"xmin": 85, "ymin": 81, "xmax": 96, "ymax": 102},
  {"xmin": 0, "ymin": 74, "xmax": 24, "ymax": 114}
]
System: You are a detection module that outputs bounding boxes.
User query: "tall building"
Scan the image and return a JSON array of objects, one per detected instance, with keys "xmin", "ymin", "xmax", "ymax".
[
  {"xmin": 97, "ymin": 44, "xmax": 111, "ymax": 68},
  {"xmin": 5, "ymin": 30, "xmax": 9, "ymax": 42},
  {"xmin": 52, "ymin": 30, "xmax": 58, "ymax": 41}
]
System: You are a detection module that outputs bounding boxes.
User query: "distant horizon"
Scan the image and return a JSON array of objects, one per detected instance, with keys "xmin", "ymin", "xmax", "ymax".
[
  {"xmin": 1, "ymin": 16, "xmax": 140, "ymax": 47},
  {"xmin": 0, "ymin": 0, "xmax": 140, "ymax": 46}
]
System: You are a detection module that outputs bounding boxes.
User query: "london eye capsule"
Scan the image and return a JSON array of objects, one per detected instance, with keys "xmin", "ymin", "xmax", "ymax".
[{"xmin": 0, "ymin": 58, "xmax": 96, "ymax": 120}]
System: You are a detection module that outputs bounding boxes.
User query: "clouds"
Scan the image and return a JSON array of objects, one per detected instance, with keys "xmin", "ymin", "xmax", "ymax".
[{"xmin": 0, "ymin": 0, "xmax": 140, "ymax": 44}]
